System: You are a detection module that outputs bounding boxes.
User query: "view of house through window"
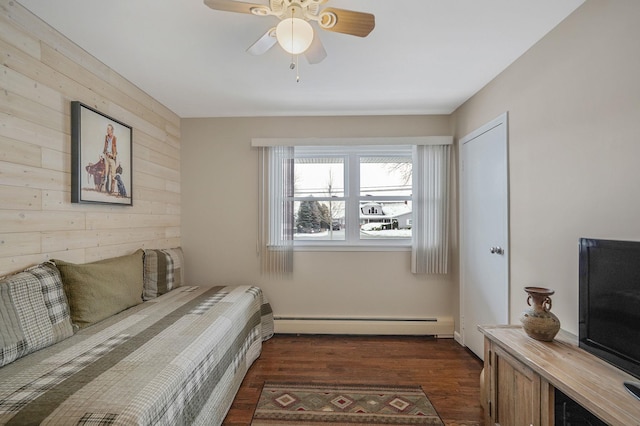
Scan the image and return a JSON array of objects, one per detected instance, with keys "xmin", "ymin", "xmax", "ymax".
[
  {"xmin": 359, "ymin": 156, "xmax": 412, "ymax": 240},
  {"xmin": 292, "ymin": 146, "xmax": 413, "ymax": 246}
]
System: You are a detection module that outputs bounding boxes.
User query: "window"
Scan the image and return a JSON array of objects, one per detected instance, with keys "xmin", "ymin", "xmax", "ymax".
[
  {"xmin": 258, "ymin": 139, "xmax": 451, "ymax": 274},
  {"xmin": 292, "ymin": 146, "xmax": 413, "ymax": 247}
]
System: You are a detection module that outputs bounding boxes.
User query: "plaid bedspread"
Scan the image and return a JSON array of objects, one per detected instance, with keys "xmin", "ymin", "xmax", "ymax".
[{"xmin": 0, "ymin": 285, "xmax": 274, "ymax": 425}]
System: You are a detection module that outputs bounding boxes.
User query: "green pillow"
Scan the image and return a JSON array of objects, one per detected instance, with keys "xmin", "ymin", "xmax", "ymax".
[{"xmin": 54, "ymin": 250, "xmax": 144, "ymax": 329}]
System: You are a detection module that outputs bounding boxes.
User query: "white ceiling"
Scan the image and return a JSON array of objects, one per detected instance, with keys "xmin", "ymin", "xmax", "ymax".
[{"xmin": 19, "ymin": 0, "xmax": 584, "ymax": 118}]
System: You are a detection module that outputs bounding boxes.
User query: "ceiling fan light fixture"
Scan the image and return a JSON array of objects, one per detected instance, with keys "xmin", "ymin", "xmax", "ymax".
[{"xmin": 276, "ymin": 17, "xmax": 314, "ymax": 55}]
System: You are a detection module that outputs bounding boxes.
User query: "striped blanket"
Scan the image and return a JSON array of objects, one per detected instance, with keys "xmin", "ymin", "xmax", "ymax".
[{"xmin": 0, "ymin": 285, "xmax": 274, "ymax": 425}]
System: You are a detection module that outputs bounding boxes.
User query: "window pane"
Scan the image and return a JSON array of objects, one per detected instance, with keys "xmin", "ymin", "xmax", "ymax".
[
  {"xmin": 360, "ymin": 200, "xmax": 412, "ymax": 240},
  {"xmin": 294, "ymin": 158, "xmax": 344, "ymax": 197},
  {"xmin": 286, "ymin": 147, "xmax": 415, "ymax": 246},
  {"xmin": 360, "ymin": 157, "xmax": 412, "ymax": 197},
  {"xmin": 294, "ymin": 200, "xmax": 346, "ymax": 241}
]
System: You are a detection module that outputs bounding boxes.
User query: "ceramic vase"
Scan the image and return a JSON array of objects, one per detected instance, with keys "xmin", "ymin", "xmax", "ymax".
[{"xmin": 520, "ymin": 287, "xmax": 561, "ymax": 341}]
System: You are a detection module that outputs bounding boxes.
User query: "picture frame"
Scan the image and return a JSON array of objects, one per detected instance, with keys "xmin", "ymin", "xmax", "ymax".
[{"xmin": 71, "ymin": 101, "xmax": 133, "ymax": 205}]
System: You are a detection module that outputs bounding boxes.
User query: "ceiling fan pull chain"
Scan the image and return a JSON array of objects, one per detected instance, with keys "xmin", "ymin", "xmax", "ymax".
[
  {"xmin": 290, "ymin": 11, "xmax": 295, "ymax": 55},
  {"xmin": 289, "ymin": 54, "xmax": 300, "ymax": 82},
  {"xmin": 288, "ymin": 8, "xmax": 300, "ymax": 82},
  {"xmin": 288, "ymin": 9, "xmax": 296, "ymax": 78}
]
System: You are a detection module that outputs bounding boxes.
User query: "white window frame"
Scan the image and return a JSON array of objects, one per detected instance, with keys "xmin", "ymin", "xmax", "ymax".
[
  {"xmin": 291, "ymin": 145, "xmax": 413, "ymax": 250},
  {"xmin": 255, "ymin": 136, "xmax": 452, "ymax": 269}
]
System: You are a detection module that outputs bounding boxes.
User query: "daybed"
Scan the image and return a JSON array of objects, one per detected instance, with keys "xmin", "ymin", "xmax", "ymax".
[{"xmin": 0, "ymin": 248, "xmax": 273, "ymax": 425}]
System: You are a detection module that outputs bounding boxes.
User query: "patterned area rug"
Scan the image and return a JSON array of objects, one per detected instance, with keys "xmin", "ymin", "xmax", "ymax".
[{"xmin": 251, "ymin": 382, "xmax": 445, "ymax": 425}]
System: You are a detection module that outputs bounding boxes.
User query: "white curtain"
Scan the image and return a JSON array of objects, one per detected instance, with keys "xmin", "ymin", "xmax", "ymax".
[
  {"xmin": 412, "ymin": 144, "xmax": 451, "ymax": 274},
  {"xmin": 258, "ymin": 146, "xmax": 294, "ymax": 276}
]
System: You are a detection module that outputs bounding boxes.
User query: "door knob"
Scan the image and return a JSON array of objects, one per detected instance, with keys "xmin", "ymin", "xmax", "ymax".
[{"xmin": 490, "ymin": 246, "xmax": 504, "ymax": 255}]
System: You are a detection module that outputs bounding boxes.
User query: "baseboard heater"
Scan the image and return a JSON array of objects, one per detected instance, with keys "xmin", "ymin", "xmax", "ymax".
[{"xmin": 274, "ymin": 316, "xmax": 454, "ymax": 337}]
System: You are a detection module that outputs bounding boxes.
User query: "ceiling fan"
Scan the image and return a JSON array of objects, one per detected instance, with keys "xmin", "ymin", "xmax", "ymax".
[{"xmin": 203, "ymin": 0, "xmax": 375, "ymax": 64}]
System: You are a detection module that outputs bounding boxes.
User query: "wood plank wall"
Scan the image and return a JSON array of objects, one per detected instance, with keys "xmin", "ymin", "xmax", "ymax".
[{"xmin": 0, "ymin": 0, "xmax": 181, "ymax": 277}]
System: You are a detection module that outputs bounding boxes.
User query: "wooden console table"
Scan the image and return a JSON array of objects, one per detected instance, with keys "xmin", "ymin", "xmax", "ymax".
[{"xmin": 479, "ymin": 325, "xmax": 640, "ymax": 426}]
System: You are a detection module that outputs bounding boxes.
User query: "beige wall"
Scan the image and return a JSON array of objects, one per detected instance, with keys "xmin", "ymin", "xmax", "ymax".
[
  {"xmin": 0, "ymin": 1, "xmax": 181, "ymax": 276},
  {"xmin": 452, "ymin": 0, "xmax": 640, "ymax": 335},
  {"xmin": 181, "ymin": 116, "xmax": 457, "ymax": 321}
]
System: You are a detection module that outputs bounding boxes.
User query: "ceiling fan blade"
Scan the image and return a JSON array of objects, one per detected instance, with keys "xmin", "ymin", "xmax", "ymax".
[
  {"xmin": 247, "ymin": 28, "xmax": 277, "ymax": 55},
  {"xmin": 320, "ymin": 7, "xmax": 375, "ymax": 37},
  {"xmin": 305, "ymin": 32, "xmax": 327, "ymax": 64},
  {"xmin": 204, "ymin": 0, "xmax": 266, "ymax": 14}
]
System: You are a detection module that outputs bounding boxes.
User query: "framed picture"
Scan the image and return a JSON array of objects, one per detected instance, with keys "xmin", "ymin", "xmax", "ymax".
[{"xmin": 71, "ymin": 101, "xmax": 133, "ymax": 205}]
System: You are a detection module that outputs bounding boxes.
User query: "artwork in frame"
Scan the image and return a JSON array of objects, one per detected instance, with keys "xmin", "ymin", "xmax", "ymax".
[{"xmin": 71, "ymin": 101, "xmax": 133, "ymax": 205}]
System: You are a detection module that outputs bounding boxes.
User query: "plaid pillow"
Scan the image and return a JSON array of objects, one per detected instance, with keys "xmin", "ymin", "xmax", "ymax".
[
  {"xmin": 143, "ymin": 247, "xmax": 184, "ymax": 300},
  {"xmin": 0, "ymin": 262, "xmax": 73, "ymax": 367}
]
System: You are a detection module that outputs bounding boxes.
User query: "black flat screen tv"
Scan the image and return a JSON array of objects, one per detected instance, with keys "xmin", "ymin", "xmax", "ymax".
[{"xmin": 579, "ymin": 238, "xmax": 640, "ymax": 382}]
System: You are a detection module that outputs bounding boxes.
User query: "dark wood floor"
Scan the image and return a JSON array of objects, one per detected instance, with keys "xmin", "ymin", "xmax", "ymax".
[{"xmin": 223, "ymin": 334, "xmax": 485, "ymax": 426}]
